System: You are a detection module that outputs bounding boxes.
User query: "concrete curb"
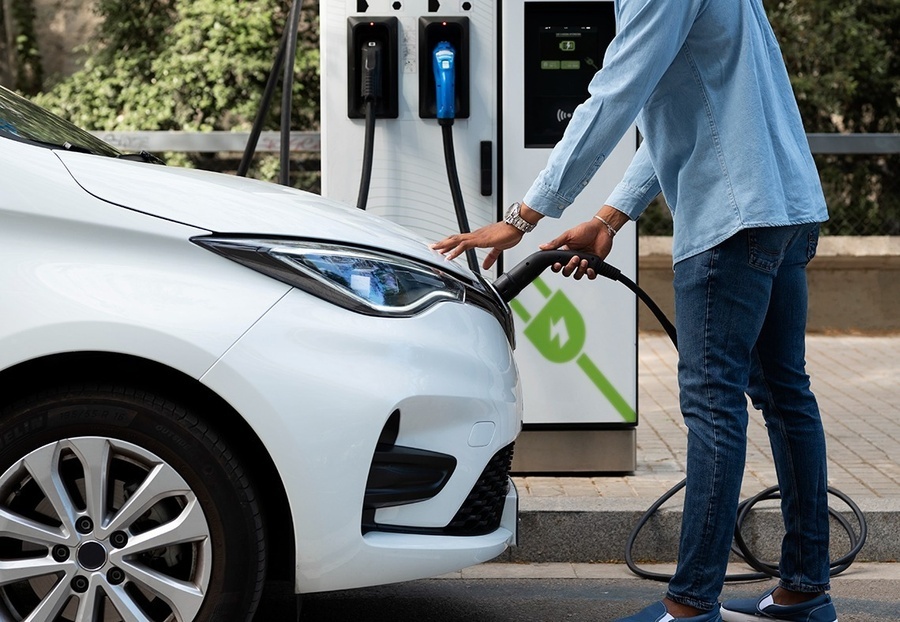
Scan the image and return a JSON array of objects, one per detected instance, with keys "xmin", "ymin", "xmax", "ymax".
[{"xmin": 495, "ymin": 497, "xmax": 900, "ymax": 564}]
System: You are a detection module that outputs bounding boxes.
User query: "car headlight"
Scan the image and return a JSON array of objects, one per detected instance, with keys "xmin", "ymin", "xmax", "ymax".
[{"xmin": 192, "ymin": 236, "xmax": 514, "ymax": 343}]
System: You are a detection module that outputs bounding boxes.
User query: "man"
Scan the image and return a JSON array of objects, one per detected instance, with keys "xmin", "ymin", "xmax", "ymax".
[{"xmin": 432, "ymin": 1, "xmax": 833, "ymax": 621}]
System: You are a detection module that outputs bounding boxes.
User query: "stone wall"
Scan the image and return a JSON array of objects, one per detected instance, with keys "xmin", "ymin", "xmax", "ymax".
[{"xmin": 638, "ymin": 236, "xmax": 900, "ymax": 334}]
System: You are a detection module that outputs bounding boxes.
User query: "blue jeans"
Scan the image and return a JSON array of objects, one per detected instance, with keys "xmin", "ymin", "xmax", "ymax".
[{"xmin": 667, "ymin": 223, "xmax": 830, "ymax": 611}]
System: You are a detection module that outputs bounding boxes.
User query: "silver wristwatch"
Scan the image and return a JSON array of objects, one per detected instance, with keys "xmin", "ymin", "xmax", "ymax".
[{"xmin": 503, "ymin": 202, "xmax": 536, "ymax": 233}]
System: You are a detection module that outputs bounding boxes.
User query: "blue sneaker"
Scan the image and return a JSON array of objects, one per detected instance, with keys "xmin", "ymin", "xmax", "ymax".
[
  {"xmin": 720, "ymin": 587, "xmax": 837, "ymax": 621},
  {"xmin": 616, "ymin": 601, "xmax": 722, "ymax": 622}
]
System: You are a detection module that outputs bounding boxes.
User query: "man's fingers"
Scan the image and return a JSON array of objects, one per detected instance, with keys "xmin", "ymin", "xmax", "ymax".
[
  {"xmin": 560, "ymin": 256, "xmax": 580, "ymax": 277},
  {"xmin": 483, "ymin": 248, "xmax": 502, "ymax": 270},
  {"xmin": 539, "ymin": 236, "xmax": 566, "ymax": 251},
  {"xmin": 430, "ymin": 236, "xmax": 458, "ymax": 253},
  {"xmin": 432, "ymin": 235, "xmax": 470, "ymax": 261}
]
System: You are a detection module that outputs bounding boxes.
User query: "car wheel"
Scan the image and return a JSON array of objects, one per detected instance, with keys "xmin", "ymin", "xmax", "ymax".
[{"xmin": 0, "ymin": 385, "xmax": 266, "ymax": 622}]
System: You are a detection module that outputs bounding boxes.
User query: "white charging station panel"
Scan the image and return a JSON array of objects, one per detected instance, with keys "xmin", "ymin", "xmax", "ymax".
[
  {"xmin": 321, "ymin": 1, "xmax": 498, "ymax": 273},
  {"xmin": 321, "ymin": 0, "xmax": 638, "ymax": 471},
  {"xmin": 502, "ymin": 0, "xmax": 638, "ymax": 434}
]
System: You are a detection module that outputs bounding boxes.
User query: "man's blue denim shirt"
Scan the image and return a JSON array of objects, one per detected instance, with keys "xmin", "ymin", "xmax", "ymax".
[{"xmin": 522, "ymin": 0, "xmax": 828, "ymax": 264}]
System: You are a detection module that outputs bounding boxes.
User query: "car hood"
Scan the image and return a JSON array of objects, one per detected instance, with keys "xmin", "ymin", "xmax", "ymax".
[{"xmin": 56, "ymin": 151, "xmax": 469, "ymax": 278}]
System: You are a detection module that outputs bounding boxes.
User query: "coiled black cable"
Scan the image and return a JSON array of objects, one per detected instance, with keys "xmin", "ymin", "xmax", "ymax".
[{"xmin": 624, "ymin": 480, "xmax": 867, "ymax": 583}]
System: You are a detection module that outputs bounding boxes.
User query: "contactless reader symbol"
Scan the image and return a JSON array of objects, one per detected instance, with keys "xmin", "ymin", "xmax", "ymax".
[
  {"xmin": 509, "ymin": 277, "xmax": 636, "ymax": 422},
  {"xmin": 556, "ymin": 109, "xmax": 573, "ymax": 123}
]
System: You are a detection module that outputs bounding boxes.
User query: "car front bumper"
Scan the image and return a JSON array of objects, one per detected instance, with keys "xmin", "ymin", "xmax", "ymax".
[{"xmin": 201, "ymin": 287, "xmax": 521, "ymax": 592}]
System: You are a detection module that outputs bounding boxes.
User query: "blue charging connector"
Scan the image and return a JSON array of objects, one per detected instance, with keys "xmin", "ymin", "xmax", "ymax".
[
  {"xmin": 431, "ymin": 39, "xmax": 477, "ymax": 272},
  {"xmin": 433, "ymin": 41, "xmax": 456, "ymax": 124}
]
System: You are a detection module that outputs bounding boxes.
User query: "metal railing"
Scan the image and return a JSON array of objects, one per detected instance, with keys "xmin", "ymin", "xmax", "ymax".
[
  {"xmin": 89, "ymin": 130, "xmax": 321, "ymax": 153},
  {"xmin": 90, "ymin": 131, "xmax": 899, "ymax": 155},
  {"xmin": 806, "ymin": 133, "xmax": 900, "ymax": 154}
]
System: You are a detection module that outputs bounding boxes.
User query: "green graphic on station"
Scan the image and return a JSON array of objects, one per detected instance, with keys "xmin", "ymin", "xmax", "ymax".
[{"xmin": 510, "ymin": 277, "xmax": 636, "ymax": 423}]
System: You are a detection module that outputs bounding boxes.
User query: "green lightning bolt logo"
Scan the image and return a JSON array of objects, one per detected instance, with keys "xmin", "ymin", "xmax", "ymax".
[{"xmin": 510, "ymin": 277, "xmax": 636, "ymax": 423}]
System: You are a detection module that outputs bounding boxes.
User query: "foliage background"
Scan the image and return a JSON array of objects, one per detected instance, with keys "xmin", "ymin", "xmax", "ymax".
[
  {"xmin": 4, "ymin": 0, "xmax": 320, "ymax": 186},
  {"xmin": 1, "ymin": 0, "xmax": 897, "ymax": 232}
]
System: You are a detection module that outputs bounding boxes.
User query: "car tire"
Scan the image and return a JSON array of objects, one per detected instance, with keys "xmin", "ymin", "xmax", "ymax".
[{"xmin": 0, "ymin": 384, "xmax": 266, "ymax": 622}]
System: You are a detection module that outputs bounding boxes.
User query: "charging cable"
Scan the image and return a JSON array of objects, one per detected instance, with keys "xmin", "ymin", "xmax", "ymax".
[
  {"xmin": 433, "ymin": 41, "xmax": 480, "ymax": 274},
  {"xmin": 238, "ymin": 0, "xmax": 305, "ymax": 182},
  {"xmin": 356, "ymin": 40, "xmax": 383, "ymax": 210},
  {"xmin": 494, "ymin": 250, "xmax": 867, "ymax": 582}
]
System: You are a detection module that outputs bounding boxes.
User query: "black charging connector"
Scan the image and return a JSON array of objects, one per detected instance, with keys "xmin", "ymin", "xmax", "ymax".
[
  {"xmin": 360, "ymin": 40, "xmax": 383, "ymax": 102},
  {"xmin": 419, "ymin": 17, "xmax": 469, "ymax": 120},
  {"xmin": 356, "ymin": 42, "xmax": 379, "ymax": 210},
  {"xmin": 347, "ymin": 17, "xmax": 399, "ymax": 119},
  {"xmin": 348, "ymin": 17, "xmax": 398, "ymax": 210}
]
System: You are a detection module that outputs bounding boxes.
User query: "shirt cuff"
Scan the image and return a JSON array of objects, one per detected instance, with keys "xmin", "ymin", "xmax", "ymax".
[
  {"xmin": 605, "ymin": 183, "xmax": 656, "ymax": 220},
  {"xmin": 522, "ymin": 182, "xmax": 572, "ymax": 219}
]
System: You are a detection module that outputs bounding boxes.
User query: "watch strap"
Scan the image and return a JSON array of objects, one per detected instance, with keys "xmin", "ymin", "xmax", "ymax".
[{"xmin": 504, "ymin": 202, "xmax": 536, "ymax": 233}]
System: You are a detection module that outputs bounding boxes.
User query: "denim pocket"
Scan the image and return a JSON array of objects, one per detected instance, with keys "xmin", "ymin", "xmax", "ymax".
[
  {"xmin": 806, "ymin": 224, "xmax": 820, "ymax": 263},
  {"xmin": 747, "ymin": 227, "xmax": 796, "ymax": 273}
]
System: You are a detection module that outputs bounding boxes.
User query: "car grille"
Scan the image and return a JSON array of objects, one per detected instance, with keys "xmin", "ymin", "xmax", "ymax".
[{"xmin": 443, "ymin": 443, "xmax": 515, "ymax": 536}]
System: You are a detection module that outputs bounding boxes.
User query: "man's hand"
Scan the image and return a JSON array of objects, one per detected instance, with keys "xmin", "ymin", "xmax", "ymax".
[
  {"xmin": 432, "ymin": 203, "xmax": 544, "ymax": 270},
  {"xmin": 431, "ymin": 222, "xmax": 525, "ymax": 270},
  {"xmin": 538, "ymin": 206, "xmax": 626, "ymax": 279}
]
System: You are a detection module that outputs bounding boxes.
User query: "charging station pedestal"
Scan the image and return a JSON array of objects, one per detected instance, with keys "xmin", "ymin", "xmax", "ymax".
[{"xmin": 321, "ymin": 0, "xmax": 637, "ymax": 473}]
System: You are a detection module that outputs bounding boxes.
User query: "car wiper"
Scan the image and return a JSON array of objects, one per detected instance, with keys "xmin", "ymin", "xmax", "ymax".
[
  {"xmin": 1, "ymin": 132, "xmax": 99, "ymax": 154},
  {"xmin": 116, "ymin": 150, "xmax": 166, "ymax": 165}
]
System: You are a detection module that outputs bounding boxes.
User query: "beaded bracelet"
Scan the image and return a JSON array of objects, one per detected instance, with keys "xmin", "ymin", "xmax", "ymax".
[{"xmin": 593, "ymin": 214, "xmax": 618, "ymax": 238}]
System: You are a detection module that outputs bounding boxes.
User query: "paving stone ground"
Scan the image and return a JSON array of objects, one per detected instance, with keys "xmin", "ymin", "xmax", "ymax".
[{"xmin": 514, "ymin": 333, "xmax": 900, "ymax": 502}]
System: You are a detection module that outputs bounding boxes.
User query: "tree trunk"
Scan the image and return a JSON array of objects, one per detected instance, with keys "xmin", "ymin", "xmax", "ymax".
[{"xmin": 2, "ymin": 0, "xmax": 16, "ymax": 86}]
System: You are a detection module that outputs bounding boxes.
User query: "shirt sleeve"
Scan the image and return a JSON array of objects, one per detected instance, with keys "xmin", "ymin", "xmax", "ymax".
[
  {"xmin": 523, "ymin": 0, "xmax": 702, "ymax": 218},
  {"xmin": 605, "ymin": 140, "xmax": 661, "ymax": 219}
]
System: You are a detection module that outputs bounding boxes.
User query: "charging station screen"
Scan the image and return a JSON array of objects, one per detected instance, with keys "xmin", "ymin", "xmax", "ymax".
[{"xmin": 524, "ymin": 3, "xmax": 615, "ymax": 148}]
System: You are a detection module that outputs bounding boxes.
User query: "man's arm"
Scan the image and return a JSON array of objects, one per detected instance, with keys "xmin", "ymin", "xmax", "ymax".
[
  {"xmin": 605, "ymin": 140, "xmax": 662, "ymax": 221},
  {"xmin": 524, "ymin": 0, "xmax": 700, "ymax": 218}
]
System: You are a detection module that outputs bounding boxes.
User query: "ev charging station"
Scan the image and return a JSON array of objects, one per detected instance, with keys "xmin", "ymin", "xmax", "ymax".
[{"xmin": 321, "ymin": 0, "xmax": 638, "ymax": 472}]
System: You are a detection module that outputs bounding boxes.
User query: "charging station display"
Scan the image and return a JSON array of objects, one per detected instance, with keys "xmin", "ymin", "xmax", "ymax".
[{"xmin": 524, "ymin": 3, "xmax": 615, "ymax": 147}]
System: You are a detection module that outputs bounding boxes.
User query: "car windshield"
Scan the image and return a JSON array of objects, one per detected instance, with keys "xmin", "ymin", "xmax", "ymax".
[{"xmin": 0, "ymin": 85, "xmax": 121, "ymax": 158}]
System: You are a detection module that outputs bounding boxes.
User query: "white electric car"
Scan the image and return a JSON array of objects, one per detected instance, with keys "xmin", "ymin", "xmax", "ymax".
[{"xmin": 0, "ymin": 85, "xmax": 521, "ymax": 622}]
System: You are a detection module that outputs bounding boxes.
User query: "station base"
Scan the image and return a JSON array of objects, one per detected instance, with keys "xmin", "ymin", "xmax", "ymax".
[{"xmin": 510, "ymin": 428, "xmax": 636, "ymax": 474}]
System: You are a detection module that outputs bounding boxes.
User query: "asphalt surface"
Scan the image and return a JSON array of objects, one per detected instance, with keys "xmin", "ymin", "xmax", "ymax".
[{"xmin": 259, "ymin": 563, "xmax": 900, "ymax": 621}]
